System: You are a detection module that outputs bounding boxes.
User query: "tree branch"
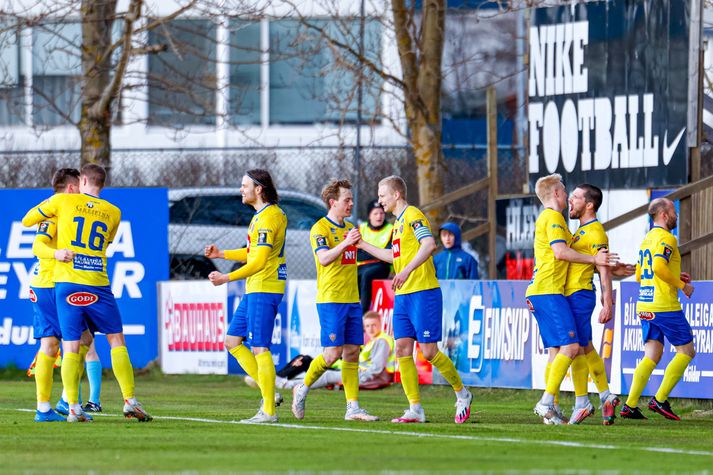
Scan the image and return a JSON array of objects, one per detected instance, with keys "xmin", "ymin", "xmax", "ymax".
[{"xmin": 88, "ymin": 0, "xmax": 142, "ymax": 120}]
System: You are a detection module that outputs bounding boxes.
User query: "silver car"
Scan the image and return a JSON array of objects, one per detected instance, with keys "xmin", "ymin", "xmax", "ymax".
[{"xmin": 169, "ymin": 188, "xmax": 326, "ymax": 280}]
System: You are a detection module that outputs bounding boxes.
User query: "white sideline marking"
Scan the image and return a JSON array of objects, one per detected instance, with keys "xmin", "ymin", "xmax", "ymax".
[{"xmin": 15, "ymin": 409, "xmax": 713, "ymax": 457}]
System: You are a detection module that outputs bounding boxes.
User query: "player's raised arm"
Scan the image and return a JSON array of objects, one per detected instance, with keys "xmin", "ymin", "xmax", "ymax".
[
  {"xmin": 22, "ymin": 197, "xmax": 57, "ymax": 228},
  {"xmin": 205, "ymin": 244, "xmax": 247, "ymax": 262},
  {"xmin": 356, "ymin": 239, "xmax": 393, "ymax": 263},
  {"xmin": 551, "ymin": 241, "xmax": 617, "ymax": 267}
]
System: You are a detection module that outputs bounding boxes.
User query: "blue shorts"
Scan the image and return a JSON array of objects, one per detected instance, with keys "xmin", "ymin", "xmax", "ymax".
[
  {"xmin": 317, "ymin": 302, "xmax": 363, "ymax": 347},
  {"xmin": 639, "ymin": 310, "xmax": 694, "ymax": 346},
  {"xmin": 566, "ymin": 290, "xmax": 596, "ymax": 346},
  {"xmin": 393, "ymin": 288, "xmax": 442, "ymax": 343},
  {"xmin": 55, "ymin": 283, "xmax": 122, "ymax": 341},
  {"xmin": 526, "ymin": 294, "xmax": 578, "ymax": 349},
  {"xmin": 228, "ymin": 292, "xmax": 282, "ymax": 348},
  {"xmin": 31, "ymin": 287, "xmax": 61, "ymax": 339}
]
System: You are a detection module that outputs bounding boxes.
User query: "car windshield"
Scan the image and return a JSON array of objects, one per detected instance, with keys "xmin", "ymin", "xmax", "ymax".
[
  {"xmin": 169, "ymin": 194, "xmax": 324, "ymax": 229},
  {"xmin": 169, "ymin": 195, "xmax": 253, "ymax": 226},
  {"xmin": 280, "ymin": 197, "xmax": 325, "ymax": 230}
]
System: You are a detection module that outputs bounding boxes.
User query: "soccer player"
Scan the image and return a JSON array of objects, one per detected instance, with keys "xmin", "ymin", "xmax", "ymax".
[
  {"xmin": 526, "ymin": 174, "xmax": 614, "ymax": 425},
  {"xmin": 205, "ymin": 169, "xmax": 287, "ymax": 423},
  {"xmin": 356, "ymin": 175, "xmax": 473, "ymax": 424},
  {"xmin": 291, "ymin": 180, "xmax": 379, "ymax": 422},
  {"xmin": 620, "ymin": 198, "xmax": 695, "ymax": 421},
  {"xmin": 28, "ymin": 168, "xmax": 86, "ymax": 422},
  {"xmin": 22, "ymin": 164, "xmax": 152, "ymax": 423},
  {"xmin": 563, "ymin": 184, "xmax": 622, "ymax": 425}
]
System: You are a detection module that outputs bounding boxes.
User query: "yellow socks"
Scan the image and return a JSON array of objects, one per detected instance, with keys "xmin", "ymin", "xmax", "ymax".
[
  {"xmin": 655, "ymin": 353, "xmax": 692, "ymax": 402},
  {"xmin": 545, "ymin": 361, "xmax": 559, "ymax": 404},
  {"xmin": 256, "ymin": 352, "xmax": 276, "ymax": 416},
  {"xmin": 342, "ymin": 361, "xmax": 359, "ymax": 403},
  {"xmin": 229, "ymin": 345, "xmax": 258, "ymax": 381},
  {"xmin": 35, "ymin": 351, "xmax": 55, "ymax": 405},
  {"xmin": 304, "ymin": 354, "xmax": 330, "ymax": 388},
  {"xmin": 398, "ymin": 356, "xmax": 420, "ymax": 405},
  {"xmin": 625, "ymin": 356, "xmax": 657, "ymax": 407},
  {"xmin": 61, "ymin": 352, "xmax": 81, "ymax": 405},
  {"xmin": 585, "ymin": 350, "xmax": 609, "ymax": 393},
  {"xmin": 571, "ymin": 355, "xmax": 589, "ymax": 397},
  {"xmin": 546, "ymin": 354, "xmax": 573, "ymax": 396},
  {"xmin": 111, "ymin": 346, "xmax": 135, "ymax": 400},
  {"xmin": 429, "ymin": 351, "xmax": 463, "ymax": 392}
]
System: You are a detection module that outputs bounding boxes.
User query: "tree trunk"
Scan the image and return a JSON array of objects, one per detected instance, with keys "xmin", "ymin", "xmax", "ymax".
[
  {"xmin": 80, "ymin": 0, "xmax": 117, "ymax": 173},
  {"xmin": 412, "ymin": 116, "xmax": 444, "ymax": 223}
]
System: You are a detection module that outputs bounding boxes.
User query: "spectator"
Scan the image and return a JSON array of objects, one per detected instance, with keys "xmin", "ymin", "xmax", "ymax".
[
  {"xmin": 357, "ymin": 200, "xmax": 393, "ymax": 312},
  {"xmin": 434, "ymin": 222, "xmax": 479, "ymax": 280}
]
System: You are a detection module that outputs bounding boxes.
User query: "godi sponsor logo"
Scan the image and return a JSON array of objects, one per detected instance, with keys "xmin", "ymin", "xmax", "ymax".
[
  {"xmin": 67, "ymin": 292, "xmax": 99, "ymax": 306},
  {"xmin": 29, "ymin": 289, "xmax": 37, "ymax": 303}
]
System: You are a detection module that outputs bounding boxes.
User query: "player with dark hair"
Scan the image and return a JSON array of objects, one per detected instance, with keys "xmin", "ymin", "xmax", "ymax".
[
  {"xmin": 205, "ymin": 168, "xmax": 287, "ymax": 423},
  {"xmin": 563, "ymin": 183, "xmax": 623, "ymax": 425},
  {"xmin": 23, "ymin": 164, "xmax": 151, "ymax": 423},
  {"xmin": 29, "ymin": 168, "xmax": 84, "ymax": 422},
  {"xmin": 291, "ymin": 179, "xmax": 379, "ymax": 422}
]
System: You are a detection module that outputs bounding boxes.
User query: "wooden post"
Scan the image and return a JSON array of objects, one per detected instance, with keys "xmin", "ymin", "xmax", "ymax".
[{"xmin": 487, "ymin": 86, "xmax": 498, "ymax": 279}]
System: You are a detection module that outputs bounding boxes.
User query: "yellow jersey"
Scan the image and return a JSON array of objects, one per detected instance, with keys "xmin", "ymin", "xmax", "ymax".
[
  {"xmin": 310, "ymin": 217, "xmax": 359, "ymax": 303},
  {"xmin": 22, "ymin": 193, "xmax": 120, "ymax": 287},
  {"xmin": 526, "ymin": 208, "xmax": 571, "ymax": 297},
  {"xmin": 392, "ymin": 206, "xmax": 439, "ymax": 295},
  {"xmin": 245, "ymin": 204, "xmax": 287, "ymax": 294},
  {"xmin": 564, "ymin": 219, "xmax": 608, "ymax": 296},
  {"xmin": 636, "ymin": 226, "xmax": 683, "ymax": 312},
  {"xmin": 29, "ymin": 219, "xmax": 58, "ymax": 289}
]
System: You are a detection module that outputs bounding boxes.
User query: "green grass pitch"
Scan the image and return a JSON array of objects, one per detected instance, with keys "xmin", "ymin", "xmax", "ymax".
[{"xmin": 1, "ymin": 371, "xmax": 713, "ymax": 473}]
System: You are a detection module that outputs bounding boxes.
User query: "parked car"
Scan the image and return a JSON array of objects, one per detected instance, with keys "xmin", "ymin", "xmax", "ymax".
[{"xmin": 169, "ymin": 188, "xmax": 326, "ymax": 280}]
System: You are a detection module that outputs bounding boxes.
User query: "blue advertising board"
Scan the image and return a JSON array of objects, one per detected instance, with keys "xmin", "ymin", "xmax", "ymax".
[
  {"xmin": 620, "ymin": 281, "xmax": 713, "ymax": 399},
  {"xmin": 0, "ymin": 188, "xmax": 168, "ymax": 369},
  {"xmin": 437, "ymin": 280, "xmax": 532, "ymax": 389}
]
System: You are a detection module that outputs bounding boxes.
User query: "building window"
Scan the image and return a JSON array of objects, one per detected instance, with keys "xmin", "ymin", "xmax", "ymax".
[
  {"xmin": 33, "ymin": 22, "xmax": 82, "ymax": 126},
  {"xmin": 148, "ymin": 19, "xmax": 217, "ymax": 126},
  {"xmin": 0, "ymin": 22, "xmax": 24, "ymax": 125},
  {"xmin": 228, "ymin": 20, "xmax": 261, "ymax": 125},
  {"xmin": 269, "ymin": 18, "xmax": 381, "ymax": 125}
]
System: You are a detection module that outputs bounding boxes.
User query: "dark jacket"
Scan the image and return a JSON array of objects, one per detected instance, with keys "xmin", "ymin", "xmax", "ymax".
[{"xmin": 434, "ymin": 222, "xmax": 479, "ymax": 280}]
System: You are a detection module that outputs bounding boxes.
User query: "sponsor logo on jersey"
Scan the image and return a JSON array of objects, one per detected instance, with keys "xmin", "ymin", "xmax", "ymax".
[
  {"xmin": 67, "ymin": 292, "xmax": 99, "ymax": 306},
  {"xmin": 341, "ymin": 246, "xmax": 357, "ymax": 265},
  {"xmin": 38, "ymin": 222, "xmax": 50, "ymax": 234},
  {"xmin": 411, "ymin": 219, "xmax": 424, "ymax": 230},
  {"xmin": 258, "ymin": 231, "xmax": 268, "ymax": 244},
  {"xmin": 526, "ymin": 298, "xmax": 534, "ymax": 313},
  {"xmin": 315, "ymin": 235, "xmax": 327, "ymax": 248},
  {"xmin": 638, "ymin": 311, "xmax": 655, "ymax": 321},
  {"xmin": 329, "ymin": 333, "xmax": 336, "ymax": 342},
  {"xmin": 29, "ymin": 289, "xmax": 37, "ymax": 303},
  {"xmin": 392, "ymin": 239, "xmax": 401, "ymax": 258}
]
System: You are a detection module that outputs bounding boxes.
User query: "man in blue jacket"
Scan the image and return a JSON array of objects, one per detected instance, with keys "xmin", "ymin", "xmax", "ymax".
[{"xmin": 434, "ymin": 222, "xmax": 479, "ymax": 280}]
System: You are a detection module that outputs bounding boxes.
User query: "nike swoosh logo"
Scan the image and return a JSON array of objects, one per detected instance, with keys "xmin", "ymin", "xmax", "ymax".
[{"xmin": 662, "ymin": 127, "xmax": 685, "ymax": 165}]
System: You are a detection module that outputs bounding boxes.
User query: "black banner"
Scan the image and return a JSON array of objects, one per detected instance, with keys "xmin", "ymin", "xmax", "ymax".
[{"xmin": 528, "ymin": 0, "xmax": 691, "ymax": 189}]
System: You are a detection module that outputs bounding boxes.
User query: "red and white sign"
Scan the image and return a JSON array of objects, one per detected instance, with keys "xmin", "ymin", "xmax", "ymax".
[{"xmin": 158, "ymin": 281, "xmax": 228, "ymax": 374}]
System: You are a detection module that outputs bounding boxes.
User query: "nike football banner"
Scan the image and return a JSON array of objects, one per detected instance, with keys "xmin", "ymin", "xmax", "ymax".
[{"xmin": 528, "ymin": 0, "xmax": 692, "ymax": 188}]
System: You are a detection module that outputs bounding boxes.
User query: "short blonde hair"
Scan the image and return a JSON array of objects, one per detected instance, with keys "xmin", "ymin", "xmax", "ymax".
[
  {"xmin": 378, "ymin": 175, "xmax": 407, "ymax": 200},
  {"xmin": 535, "ymin": 173, "xmax": 563, "ymax": 203},
  {"xmin": 362, "ymin": 310, "xmax": 381, "ymax": 321}
]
